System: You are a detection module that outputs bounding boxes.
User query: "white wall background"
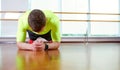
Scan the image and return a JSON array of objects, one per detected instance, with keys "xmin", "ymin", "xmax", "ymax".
[
  {"xmin": 0, "ymin": 0, "xmax": 120, "ymax": 37},
  {"xmin": 0, "ymin": 0, "xmax": 1, "ymax": 63},
  {"xmin": 1, "ymin": 0, "xmax": 29, "ymax": 37},
  {"xmin": 31, "ymin": 0, "xmax": 61, "ymax": 12},
  {"xmin": 0, "ymin": 0, "xmax": 1, "ymax": 37}
]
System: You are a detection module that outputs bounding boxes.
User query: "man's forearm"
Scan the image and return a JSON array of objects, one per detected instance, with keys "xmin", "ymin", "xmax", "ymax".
[
  {"xmin": 46, "ymin": 42, "xmax": 60, "ymax": 50},
  {"xmin": 17, "ymin": 42, "xmax": 60, "ymax": 51},
  {"xmin": 17, "ymin": 42, "xmax": 33, "ymax": 50}
]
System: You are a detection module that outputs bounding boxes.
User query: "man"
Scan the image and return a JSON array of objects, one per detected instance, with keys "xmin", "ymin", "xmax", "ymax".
[{"xmin": 16, "ymin": 9, "xmax": 61, "ymax": 51}]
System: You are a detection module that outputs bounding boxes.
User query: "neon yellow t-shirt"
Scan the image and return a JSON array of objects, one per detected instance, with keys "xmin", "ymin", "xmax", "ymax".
[{"xmin": 16, "ymin": 10, "xmax": 61, "ymax": 42}]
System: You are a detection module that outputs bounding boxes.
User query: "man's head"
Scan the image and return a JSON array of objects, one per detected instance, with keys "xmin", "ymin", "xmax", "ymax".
[{"xmin": 28, "ymin": 9, "xmax": 46, "ymax": 32}]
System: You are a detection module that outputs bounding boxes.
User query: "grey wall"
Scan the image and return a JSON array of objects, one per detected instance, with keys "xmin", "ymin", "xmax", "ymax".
[
  {"xmin": 1, "ymin": 0, "xmax": 29, "ymax": 11},
  {"xmin": 1, "ymin": 0, "xmax": 29, "ymax": 37}
]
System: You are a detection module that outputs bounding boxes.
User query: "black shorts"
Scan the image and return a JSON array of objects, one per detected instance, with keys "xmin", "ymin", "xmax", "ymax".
[{"xmin": 27, "ymin": 30, "xmax": 52, "ymax": 42}]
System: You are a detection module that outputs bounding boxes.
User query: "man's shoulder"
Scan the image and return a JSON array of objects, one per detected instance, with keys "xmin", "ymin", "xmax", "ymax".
[{"xmin": 18, "ymin": 10, "xmax": 31, "ymax": 29}]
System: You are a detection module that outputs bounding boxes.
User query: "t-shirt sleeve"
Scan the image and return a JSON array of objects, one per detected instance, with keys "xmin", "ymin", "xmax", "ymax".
[
  {"xmin": 16, "ymin": 16, "xmax": 27, "ymax": 42},
  {"xmin": 50, "ymin": 12, "xmax": 61, "ymax": 42}
]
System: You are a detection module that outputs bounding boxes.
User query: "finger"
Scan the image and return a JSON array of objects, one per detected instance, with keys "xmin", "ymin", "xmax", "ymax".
[
  {"xmin": 31, "ymin": 46, "xmax": 36, "ymax": 51},
  {"xmin": 37, "ymin": 37, "xmax": 47, "ymax": 43},
  {"xmin": 36, "ymin": 47, "xmax": 43, "ymax": 51},
  {"xmin": 33, "ymin": 41, "xmax": 42, "ymax": 46}
]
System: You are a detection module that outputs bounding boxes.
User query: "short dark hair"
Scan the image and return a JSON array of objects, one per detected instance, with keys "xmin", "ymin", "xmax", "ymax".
[{"xmin": 28, "ymin": 9, "xmax": 46, "ymax": 32}]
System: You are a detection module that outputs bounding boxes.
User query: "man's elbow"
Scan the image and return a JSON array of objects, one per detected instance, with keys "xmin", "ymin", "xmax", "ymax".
[
  {"xmin": 16, "ymin": 42, "xmax": 23, "ymax": 49},
  {"xmin": 56, "ymin": 42, "xmax": 61, "ymax": 49}
]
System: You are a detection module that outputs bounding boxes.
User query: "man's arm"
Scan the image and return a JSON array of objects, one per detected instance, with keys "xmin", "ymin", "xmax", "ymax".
[
  {"xmin": 50, "ymin": 11, "xmax": 61, "ymax": 49},
  {"xmin": 16, "ymin": 13, "xmax": 35, "ymax": 50},
  {"xmin": 32, "ymin": 38, "xmax": 60, "ymax": 50},
  {"xmin": 17, "ymin": 42, "xmax": 36, "ymax": 51},
  {"xmin": 46, "ymin": 42, "xmax": 60, "ymax": 50}
]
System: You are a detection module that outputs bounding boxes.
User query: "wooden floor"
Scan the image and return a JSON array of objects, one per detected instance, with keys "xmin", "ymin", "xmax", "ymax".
[{"xmin": 0, "ymin": 43, "xmax": 120, "ymax": 70}]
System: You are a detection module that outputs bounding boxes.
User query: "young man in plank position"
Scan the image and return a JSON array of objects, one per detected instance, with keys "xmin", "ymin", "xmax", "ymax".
[{"xmin": 16, "ymin": 9, "xmax": 61, "ymax": 51}]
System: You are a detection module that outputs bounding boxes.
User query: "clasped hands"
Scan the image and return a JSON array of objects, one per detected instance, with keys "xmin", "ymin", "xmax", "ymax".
[{"xmin": 31, "ymin": 37, "xmax": 47, "ymax": 51}]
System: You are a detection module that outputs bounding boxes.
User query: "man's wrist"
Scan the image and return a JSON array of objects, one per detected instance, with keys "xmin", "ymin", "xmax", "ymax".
[{"xmin": 44, "ymin": 44, "xmax": 49, "ymax": 50}]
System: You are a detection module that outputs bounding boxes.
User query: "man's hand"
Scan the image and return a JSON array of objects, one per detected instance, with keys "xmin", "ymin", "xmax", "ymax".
[{"xmin": 32, "ymin": 37, "xmax": 47, "ymax": 51}]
